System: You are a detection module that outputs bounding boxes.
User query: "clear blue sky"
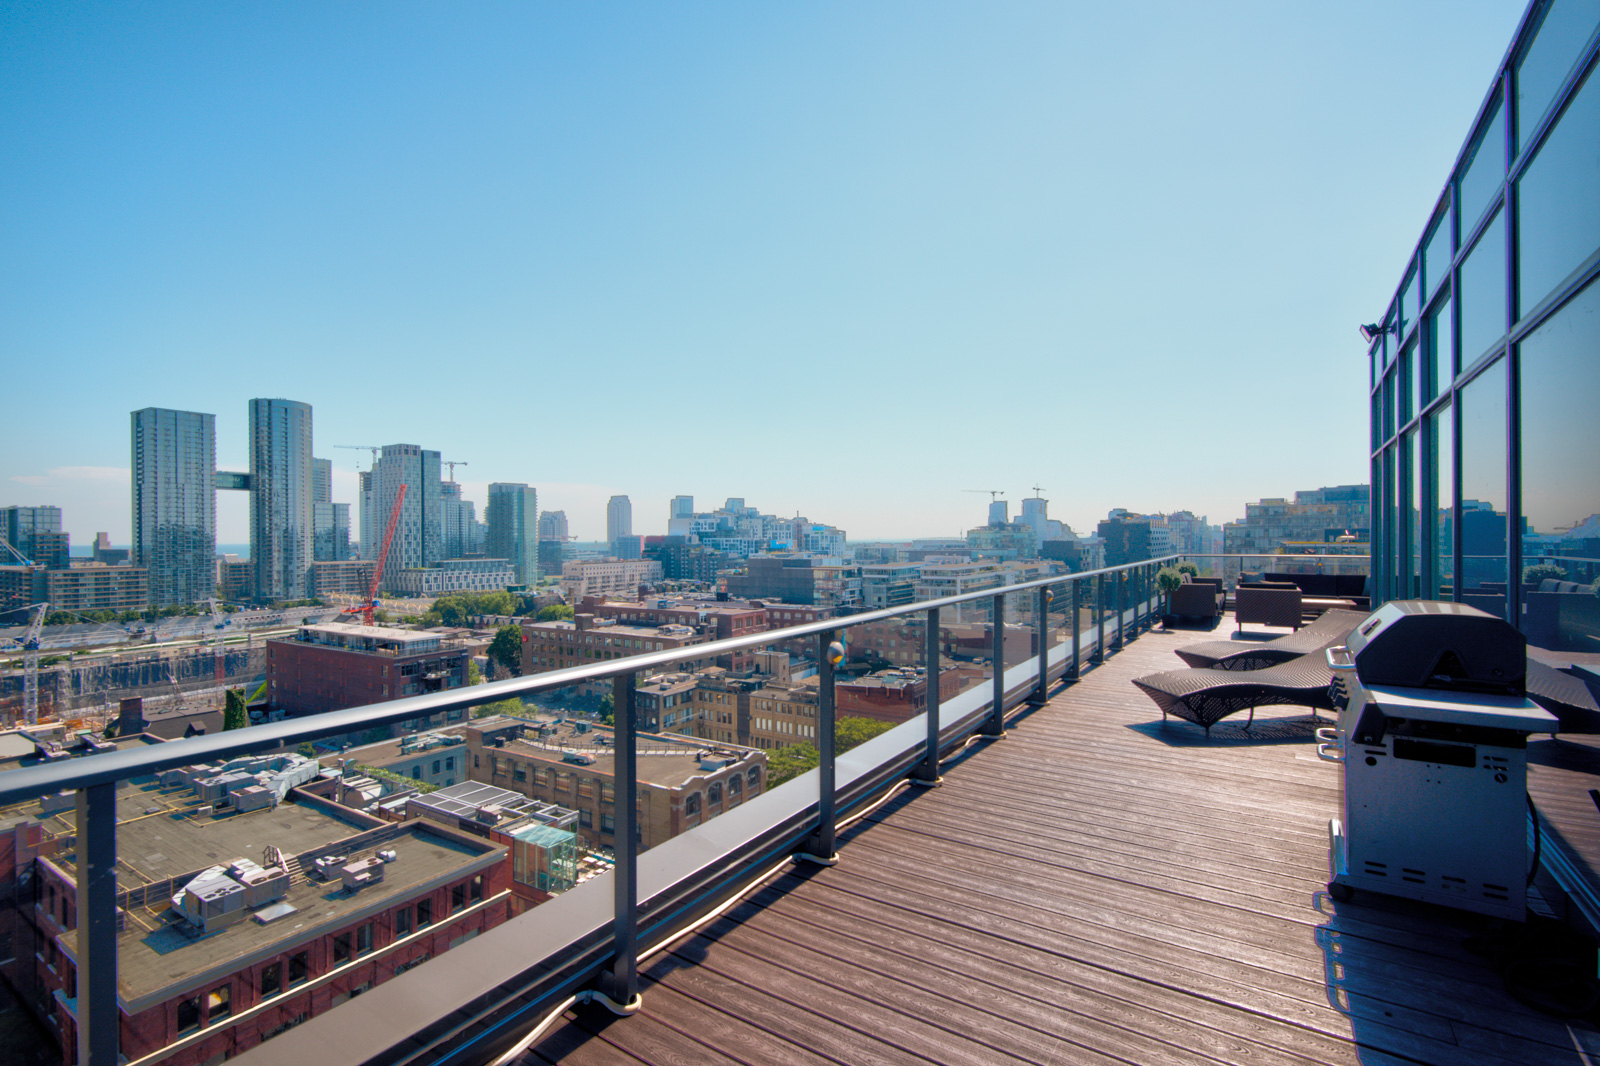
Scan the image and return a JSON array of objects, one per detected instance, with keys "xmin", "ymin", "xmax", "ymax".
[{"xmin": 0, "ymin": 1, "xmax": 1525, "ymax": 544}]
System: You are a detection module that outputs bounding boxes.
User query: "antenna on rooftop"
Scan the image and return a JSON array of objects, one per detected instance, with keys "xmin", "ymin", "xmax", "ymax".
[{"xmin": 1031, "ymin": 485, "xmax": 1046, "ymax": 497}]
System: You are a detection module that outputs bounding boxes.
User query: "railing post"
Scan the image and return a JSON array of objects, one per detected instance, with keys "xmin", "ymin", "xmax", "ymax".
[
  {"xmin": 1029, "ymin": 584, "xmax": 1050, "ymax": 705},
  {"xmin": 983, "ymin": 593, "xmax": 1006, "ymax": 736},
  {"xmin": 801, "ymin": 630, "xmax": 840, "ymax": 863},
  {"xmin": 1091, "ymin": 573, "xmax": 1105, "ymax": 664},
  {"xmin": 1069, "ymin": 578, "xmax": 1081, "ymax": 681},
  {"xmin": 912, "ymin": 607, "xmax": 942, "ymax": 786},
  {"xmin": 76, "ymin": 782, "xmax": 118, "ymax": 1066},
  {"xmin": 1115, "ymin": 569, "xmax": 1125, "ymax": 651},
  {"xmin": 600, "ymin": 671, "xmax": 641, "ymax": 1011}
]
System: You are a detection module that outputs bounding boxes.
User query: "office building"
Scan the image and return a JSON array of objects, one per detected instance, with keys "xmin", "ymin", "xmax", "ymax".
[
  {"xmin": 440, "ymin": 481, "xmax": 477, "ymax": 560},
  {"xmin": 537, "ymin": 510, "xmax": 568, "ymax": 542},
  {"xmin": 723, "ymin": 554, "xmax": 862, "ymax": 608},
  {"xmin": 670, "ymin": 495, "xmax": 694, "ymax": 520},
  {"xmin": 1, "ymin": 505, "xmax": 61, "ymax": 562},
  {"xmin": 249, "ymin": 399, "xmax": 315, "ymax": 601},
  {"xmin": 358, "ymin": 469, "xmax": 377, "ymax": 561},
  {"xmin": 555, "ymin": 558, "xmax": 663, "ymax": 603},
  {"xmin": 312, "ymin": 457, "xmax": 332, "ymax": 505},
  {"xmin": 606, "ymin": 495, "xmax": 632, "ymax": 547},
  {"xmin": 486, "ymin": 483, "xmax": 538, "ymax": 586},
  {"xmin": 372, "ymin": 445, "xmax": 443, "ymax": 589},
  {"xmin": 131, "ymin": 407, "xmax": 217, "ymax": 605},
  {"xmin": 1223, "ymin": 486, "xmax": 1371, "ymax": 557},
  {"xmin": 43, "ymin": 565, "xmax": 150, "ymax": 612},
  {"xmin": 394, "ymin": 558, "xmax": 516, "ymax": 595},
  {"xmin": 90, "ymin": 532, "xmax": 130, "ymax": 566},
  {"xmin": 1369, "ymin": 1, "xmax": 1600, "ymax": 655},
  {"xmin": 310, "ymin": 457, "xmax": 350, "ymax": 562},
  {"xmin": 306, "ymin": 560, "xmax": 374, "ymax": 599}
]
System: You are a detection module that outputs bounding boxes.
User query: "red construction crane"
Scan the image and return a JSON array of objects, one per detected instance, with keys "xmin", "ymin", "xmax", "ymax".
[{"xmin": 343, "ymin": 484, "xmax": 406, "ymax": 626}]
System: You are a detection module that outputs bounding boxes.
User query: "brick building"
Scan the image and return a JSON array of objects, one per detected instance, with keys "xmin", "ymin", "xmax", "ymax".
[
  {"xmin": 266, "ymin": 623, "xmax": 471, "ymax": 719},
  {"xmin": 463, "ymin": 719, "xmax": 765, "ymax": 849},
  {"xmin": 577, "ymin": 595, "xmax": 767, "ymax": 672},
  {"xmin": 519, "ymin": 614, "xmax": 711, "ymax": 697},
  {"xmin": 14, "ymin": 739, "xmax": 507, "ymax": 1066}
]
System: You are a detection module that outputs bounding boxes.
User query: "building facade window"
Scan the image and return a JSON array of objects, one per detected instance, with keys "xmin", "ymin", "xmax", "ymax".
[{"xmin": 260, "ymin": 962, "xmax": 282, "ymax": 999}]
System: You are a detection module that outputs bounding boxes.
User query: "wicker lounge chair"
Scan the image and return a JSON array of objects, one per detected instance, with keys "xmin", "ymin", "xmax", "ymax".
[
  {"xmin": 1174, "ymin": 609, "xmax": 1368, "ymax": 671},
  {"xmin": 1526, "ymin": 660, "xmax": 1600, "ymax": 733},
  {"xmin": 1132, "ymin": 650, "xmax": 1336, "ymax": 736}
]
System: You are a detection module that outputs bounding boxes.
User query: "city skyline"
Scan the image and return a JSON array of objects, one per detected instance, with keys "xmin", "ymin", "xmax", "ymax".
[{"xmin": 1, "ymin": 4, "xmax": 1526, "ymax": 543}]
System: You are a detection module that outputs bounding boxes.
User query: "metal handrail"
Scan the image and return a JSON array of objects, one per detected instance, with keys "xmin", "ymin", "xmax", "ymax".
[
  {"xmin": 13, "ymin": 552, "xmax": 1179, "ymax": 1066},
  {"xmin": 0, "ymin": 555, "xmax": 1176, "ymax": 805}
]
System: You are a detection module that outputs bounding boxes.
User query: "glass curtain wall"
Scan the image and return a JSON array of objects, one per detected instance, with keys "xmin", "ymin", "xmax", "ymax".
[{"xmin": 1370, "ymin": 0, "xmax": 1600, "ymax": 647}]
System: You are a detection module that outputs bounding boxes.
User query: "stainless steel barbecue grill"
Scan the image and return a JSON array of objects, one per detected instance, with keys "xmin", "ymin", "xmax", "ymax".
[{"xmin": 1317, "ymin": 601, "xmax": 1558, "ymax": 919}]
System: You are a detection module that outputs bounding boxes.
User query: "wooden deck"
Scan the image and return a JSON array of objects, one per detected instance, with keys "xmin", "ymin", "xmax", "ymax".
[{"xmin": 522, "ymin": 617, "xmax": 1600, "ymax": 1066}]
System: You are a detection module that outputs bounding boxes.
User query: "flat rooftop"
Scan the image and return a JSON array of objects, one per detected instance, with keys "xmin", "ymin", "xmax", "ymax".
[
  {"xmin": 294, "ymin": 622, "xmax": 442, "ymax": 644},
  {"xmin": 44, "ymin": 780, "xmax": 376, "ymax": 894},
  {"xmin": 98, "ymin": 819, "xmax": 497, "ymax": 1005},
  {"xmin": 502, "ymin": 722, "xmax": 757, "ymax": 790}
]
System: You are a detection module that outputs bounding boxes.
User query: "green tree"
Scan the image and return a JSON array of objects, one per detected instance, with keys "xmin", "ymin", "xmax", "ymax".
[
  {"xmin": 1522, "ymin": 562, "xmax": 1568, "ymax": 585},
  {"xmin": 537, "ymin": 604, "xmax": 575, "ymax": 622},
  {"xmin": 297, "ymin": 742, "xmax": 318, "ymax": 759},
  {"xmin": 488, "ymin": 625, "xmax": 523, "ymax": 676},
  {"xmin": 223, "ymin": 688, "xmax": 249, "ymax": 731},
  {"xmin": 475, "ymin": 697, "xmax": 526, "ymax": 719},
  {"xmin": 835, "ymin": 716, "xmax": 894, "ymax": 753},
  {"xmin": 598, "ymin": 693, "xmax": 615, "ymax": 726},
  {"xmin": 1176, "ymin": 561, "xmax": 1200, "ymax": 578},
  {"xmin": 767, "ymin": 743, "xmax": 821, "ymax": 787}
]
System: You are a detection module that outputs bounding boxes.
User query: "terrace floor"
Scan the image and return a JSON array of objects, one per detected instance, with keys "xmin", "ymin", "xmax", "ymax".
[{"xmin": 520, "ymin": 614, "xmax": 1600, "ymax": 1066}]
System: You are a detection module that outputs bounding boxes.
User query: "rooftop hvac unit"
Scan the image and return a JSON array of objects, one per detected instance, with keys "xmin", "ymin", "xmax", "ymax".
[
  {"xmin": 341, "ymin": 855, "xmax": 387, "ymax": 892},
  {"xmin": 1319, "ymin": 602, "xmax": 1558, "ymax": 919}
]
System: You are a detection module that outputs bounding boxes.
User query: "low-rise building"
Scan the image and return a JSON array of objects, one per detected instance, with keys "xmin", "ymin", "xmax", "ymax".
[
  {"xmin": 17, "ymin": 743, "xmax": 508, "ymax": 1066},
  {"xmin": 43, "ymin": 563, "xmax": 149, "ymax": 612},
  {"xmin": 266, "ymin": 623, "xmax": 471, "ymax": 722},
  {"xmin": 747, "ymin": 676, "xmax": 821, "ymax": 750},
  {"xmin": 464, "ymin": 719, "xmax": 765, "ymax": 849},
  {"xmin": 519, "ymin": 613, "xmax": 711, "ymax": 697},
  {"xmin": 559, "ymin": 558, "xmax": 662, "ymax": 601},
  {"xmin": 859, "ymin": 562, "xmax": 921, "ymax": 609},
  {"xmin": 577, "ymin": 595, "xmax": 767, "ymax": 672},
  {"xmin": 306, "ymin": 560, "xmax": 374, "ymax": 599},
  {"xmin": 393, "ymin": 558, "xmax": 517, "ymax": 596},
  {"xmin": 723, "ymin": 554, "xmax": 862, "ymax": 608}
]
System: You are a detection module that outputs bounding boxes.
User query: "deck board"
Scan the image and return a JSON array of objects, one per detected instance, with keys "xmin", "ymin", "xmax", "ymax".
[{"xmin": 522, "ymin": 616, "xmax": 1600, "ymax": 1065}]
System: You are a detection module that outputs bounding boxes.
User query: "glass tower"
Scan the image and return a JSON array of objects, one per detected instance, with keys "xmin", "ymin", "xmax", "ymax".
[
  {"xmin": 1369, "ymin": 0, "xmax": 1600, "ymax": 653},
  {"xmin": 249, "ymin": 398, "xmax": 315, "ymax": 601},
  {"xmin": 374, "ymin": 444, "xmax": 443, "ymax": 589},
  {"xmin": 130, "ymin": 407, "xmax": 216, "ymax": 606},
  {"xmin": 487, "ymin": 482, "xmax": 539, "ymax": 585}
]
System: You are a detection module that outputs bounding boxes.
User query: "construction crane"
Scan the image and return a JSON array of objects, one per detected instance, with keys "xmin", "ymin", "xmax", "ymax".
[
  {"xmin": 444, "ymin": 460, "xmax": 468, "ymax": 481},
  {"xmin": 6, "ymin": 602, "xmax": 49, "ymax": 727},
  {"xmin": 962, "ymin": 489, "xmax": 1005, "ymax": 501},
  {"xmin": 342, "ymin": 484, "xmax": 406, "ymax": 626},
  {"xmin": 1030, "ymin": 484, "xmax": 1047, "ymax": 498},
  {"xmin": 334, "ymin": 444, "xmax": 383, "ymax": 469}
]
